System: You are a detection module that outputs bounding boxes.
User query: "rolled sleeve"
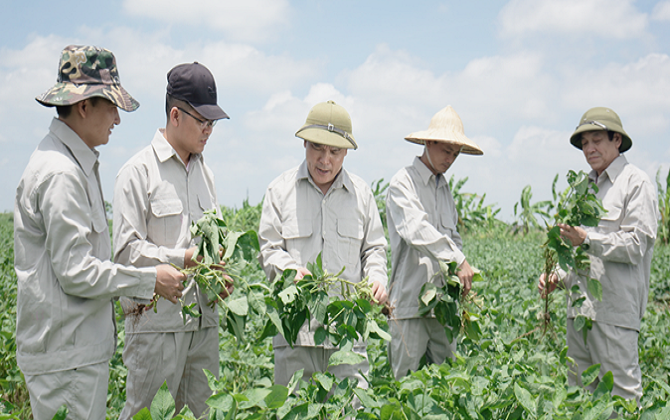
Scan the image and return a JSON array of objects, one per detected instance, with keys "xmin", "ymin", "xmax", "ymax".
[{"xmin": 41, "ymin": 171, "xmax": 156, "ymax": 300}]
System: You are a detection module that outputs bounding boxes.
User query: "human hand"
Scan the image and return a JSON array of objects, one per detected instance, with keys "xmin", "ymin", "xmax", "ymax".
[
  {"xmin": 457, "ymin": 259, "xmax": 474, "ymax": 297},
  {"xmin": 294, "ymin": 267, "xmax": 312, "ymax": 282},
  {"xmin": 370, "ymin": 279, "xmax": 388, "ymax": 305},
  {"xmin": 185, "ymin": 246, "xmax": 224, "ymax": 268},
  {"xmin": 538, "ymin": 272, "xmax": 559, "ymax": 298},
  {"xmin": 155, "ymin": 264, "xmax": 186, "ymax": 304},
  {"xmin": 557, "ymin": 224, "xmax": 587, "ymax": 247}
]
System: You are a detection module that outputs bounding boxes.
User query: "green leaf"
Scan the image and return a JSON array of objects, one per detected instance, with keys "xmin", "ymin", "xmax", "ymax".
[
  {"xmin": 207, "ymin": 392, "xmax": 234, "ymax": 411},
  {"xmin": 513, "ymin": 383, "xmax": 536, "ymax": 416},
  {"xmin": 227, "ymin": 295, "xmax": 249, "ymax": 316},
  {"xmin": 51, "ymin": 405, "xmax": 68, "ymax": 420},
  {"xmin": 420, "ymin": 284, "xmax": 437, "ymax": 306},
  {"xmin": 593, "ymin": 370, "xmax": 613, "ymax": 400},
  {"xmin": 150, "ymin": 381, "xmax": 176, "ymax": 420},
  {"xmin": 314, "ymin": 372, "xmax": 334, "ymax": 391},
  {"xmin": 314, "ymin": 326, "xmax": 327, "ymax": 345},
  {"xmin": 581, "ymin": 364, "xmax": 601, "ymax": 387},
  {"xmin": 328, "ymin": 350, "xmax": 365, "ymax": 366},
  {"xmin": 367, "ymin": 319, "xmax": 392, "ymax": 342},
  {"xmin": 278, "ymin": 285, "xmax": 299, "ymax": 305},
  {"xmin": 587, "ymin": 278, "xmax": 603, "ymax": 301},
  {"xmin": 287, "ymin": 368, "xmax": 304, "ymax": 394},
  {"xmin": 264, "ymin": 384, "xmax": 289, "ymax": 409},
  {"xmin": 132, "ymin": 408, "xmax": 152, "ymax": 420}
]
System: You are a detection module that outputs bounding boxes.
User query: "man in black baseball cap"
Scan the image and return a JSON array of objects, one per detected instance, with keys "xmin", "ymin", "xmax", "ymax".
[{"xmin": 113, "ymin": 62, "xmax": 230, "ymax": 419}]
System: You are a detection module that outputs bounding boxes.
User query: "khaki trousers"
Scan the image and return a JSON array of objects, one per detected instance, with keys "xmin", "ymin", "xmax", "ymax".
[
  {"xmin": 566, "ymin": 318, "xmax": 642, "ymax": 402},
  {"xmin": 25, "ymin": 362, "xmax": 109, "ymax": 420},
  {"xmin": 273, "ymin": 345, "xmax": 369, "ymax": 389},
  {"xmin": 388, "ymin": 318, "xmax": 456, "ymax": 380},
  {"xmin": 119, "ymin": 327, "xmax": 219, "ymax": 420}
]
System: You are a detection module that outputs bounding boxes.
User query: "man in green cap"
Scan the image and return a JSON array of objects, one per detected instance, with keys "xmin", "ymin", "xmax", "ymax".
[
  {"xmin": 14, "ymin": 45, "xmax": 185, "ymax": 419},
  {"xmin": 539, "ymin": 107, "xmax": 658, "ymax": 403},
  {"xmin": 113, "ymin": 62, "xmax": 230, "ymax": 419},
  {"xmin": 386, "ymin": 105, "xmax": 481, "ymax": 379},
  {"xmin": 258, "ymin": 100, "xmax": 388, "ymax": 391}
]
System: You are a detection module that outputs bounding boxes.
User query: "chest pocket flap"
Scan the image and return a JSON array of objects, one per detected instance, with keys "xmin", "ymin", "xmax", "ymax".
[
  {"xmin": 283, "ymin": 219, "xmax": 312, "ymax": 239},
  {"xmin": 150, "ymin": 182, "xmax": 183, "ymax": 217},
  {"xmin": 337, "ymin": 218, "xmax": 364, "ymax": 240}
]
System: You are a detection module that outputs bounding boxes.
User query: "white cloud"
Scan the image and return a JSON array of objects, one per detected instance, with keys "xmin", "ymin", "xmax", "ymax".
[
  {"xmin": 122, "ymin": 0, "xmax": 290, "ymax": 42},
  {"xmin": 652, "ymin": 1, "xmax": 670, "ymax": 20},
  {"xmin": 561, "ymin": 53, "xmax": 670, "ymax": 136},
  {"xmin": 498, "ymin": 0, "xmax": 648, "ymax": 39}
]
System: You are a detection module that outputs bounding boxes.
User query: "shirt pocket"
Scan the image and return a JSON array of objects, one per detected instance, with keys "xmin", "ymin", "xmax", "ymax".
[
  {"xmin": 598, "ymin": 205, "xmax": 622, "ymax": 234},
  {"xmin": 148, "ymin": 185, "xmax": 184, "ymax": 246},
  {"xmin": 283, "ymin": 218, "xmax": 313, "ymax": 264},
  {"xmin": 337, "ymin": 218, "xmax": 364, "ymax": 266},
  {"xmin": 439, "ymin": 212, "xmax": 457, "ymax": 235}
]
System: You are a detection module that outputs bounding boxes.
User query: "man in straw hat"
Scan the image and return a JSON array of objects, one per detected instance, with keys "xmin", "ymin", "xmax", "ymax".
[
  {"xmin": 258, "ymin": 100, "xmax": 388, "ymax": 391},
  {"xmin": 14, "ymin": 45, "xmax": 185, "ymax": 419},
  {"xmin": 113, "ymin": 62, "xmax": 231, "ymax": 419},
  {"xmin": 386, "ymin": 105, "xmax": 482, "ymax": 379},
  {"xmin": 539, "ymin": 107, "xmax": 658, "ymax": 403}
]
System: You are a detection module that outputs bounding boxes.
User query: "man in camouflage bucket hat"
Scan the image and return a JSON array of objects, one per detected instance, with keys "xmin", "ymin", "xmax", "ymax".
[
  {"xmin": 15, "ymin": 45, "xmax": 185, "ymax": 420},
  {"xmin": 36, "ymin": 44, "xmax": 139, "ymax": 111}
]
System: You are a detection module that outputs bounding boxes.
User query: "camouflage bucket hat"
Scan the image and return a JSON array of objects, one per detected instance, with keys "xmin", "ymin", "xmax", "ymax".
[
  {"xmin": 36, "ymin": 45, "xmax": 139, "ymax": 112},
  {"xmin": 295, "ymin": 100, "xmax": 358, "ymax": 150},
  {"xmin": 570, "ymin": 107, "xmax": 631, "ymax": 153}
]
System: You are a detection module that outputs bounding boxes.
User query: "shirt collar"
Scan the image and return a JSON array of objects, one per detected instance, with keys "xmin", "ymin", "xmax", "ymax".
[
  {"xmin": 151, "ymin": 129, "xmax": 202, "ymax": 166},
  {"xmin": 590, "ymin": 154, "xmax": 627, "ymax": 184},
  {"xmin": 412, "ymin": 156, "xmax": 446, "ymax": 188},
  {"xmin": 297, "ymin": 160, "xmax": 353, "ymax": 193},
  {"xmin": 50, "ymin": 118, "xmax": 99, "ymax": 176}
]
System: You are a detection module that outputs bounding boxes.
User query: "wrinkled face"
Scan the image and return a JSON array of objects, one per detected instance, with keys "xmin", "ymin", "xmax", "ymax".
[
  {"xmin": 580, "ymin": 131, "xmax": 621, "ymax": 176},
  {"xmin": 84, "ymin": 98, "xmax": 120, "ymax": 148},
  {"xmin": 171, "ymin": 106, "xmax": 214, "ymax": 163},
  {"xmin": 423, "ymin": 141, "xmax": 460, "ymax": 175},
  {"xmin": 304, "ymin": 141, "xmax": 348, "ymax": 194}
]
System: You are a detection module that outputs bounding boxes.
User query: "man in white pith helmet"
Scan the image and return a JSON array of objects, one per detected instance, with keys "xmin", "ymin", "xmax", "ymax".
[
  {"xmin": 258, "ymin": 100, "xmax": 388, "ymax": 389},
  {"xmin": 539, "ymin": 107, "xmax": 658, "ymax": 403},
  {"xmin": 386, "ymin": 105, "xmax": 482, "ymax": 379}
]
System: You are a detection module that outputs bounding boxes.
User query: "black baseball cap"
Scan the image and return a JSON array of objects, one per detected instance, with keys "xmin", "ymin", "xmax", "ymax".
[{"xmin": 166, "ymin": 62, "xmax": 229, "ymax": 120}]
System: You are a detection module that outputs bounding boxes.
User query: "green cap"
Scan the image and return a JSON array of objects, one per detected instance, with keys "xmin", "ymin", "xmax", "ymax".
[
  {"xmin": 36, "ymin": 45, "xmax": 139, "ymax": 112},
  {"xmin": 570, "ymin": 107, "xmax": 631, "ymax": 152},
  {"xmin": 295, "ymin": 100, "xmax": 358, "ymax": 150}
]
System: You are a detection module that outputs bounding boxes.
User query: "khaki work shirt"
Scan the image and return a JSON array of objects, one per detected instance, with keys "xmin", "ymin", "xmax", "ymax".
[
  {"xmin": 258, "ymin": 161, "xmax": 388, "ymax": 347},
  {"xmin": 14, "ymin": 118, "xmax": 156, "ymax": 375},
  {"xmin": 113, "ymin": 129, "xmax": 219, "ymax": 333},
  {"xmin": 386, "ymin": 157, "xmax": 466, "ymax": 320},
  {"xmin": 564, "ymin": 155, "xmax": 658, "ymax": 331}
]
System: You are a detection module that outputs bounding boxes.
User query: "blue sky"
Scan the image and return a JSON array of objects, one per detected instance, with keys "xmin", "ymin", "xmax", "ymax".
[{"xmin": 2, "ymin": 0, "xmax": 670, "ymax": 221}]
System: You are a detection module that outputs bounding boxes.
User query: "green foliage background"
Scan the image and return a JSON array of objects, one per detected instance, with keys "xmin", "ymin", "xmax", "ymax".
[{"xmin": 1, "ymin": 180, "xmax": 670, "ymax": 418}]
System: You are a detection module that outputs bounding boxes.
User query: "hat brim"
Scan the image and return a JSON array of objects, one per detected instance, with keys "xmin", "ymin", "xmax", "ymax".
[
  {"xmin": 190, "ymin": 102, "xmax": 229, "ymax": 120},
  {"xmin": 36, "ymin": 82, "xmax": 139, "ymax": 112},
  {"xmin": 569, "ymin": 126, "xmax": 632, "ymax": 153},
  {"xmin": 296, "ymin": 127, "xmax": 358, "ymax": 149},
  {"xmin": 404, "ymin": 131, "xmax": 483, "ymax": 155}
]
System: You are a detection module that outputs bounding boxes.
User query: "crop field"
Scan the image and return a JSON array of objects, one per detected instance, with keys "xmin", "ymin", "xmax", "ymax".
[{"xmin": 1, "ymin": 191, "xmax": 670, "ymax": 419}]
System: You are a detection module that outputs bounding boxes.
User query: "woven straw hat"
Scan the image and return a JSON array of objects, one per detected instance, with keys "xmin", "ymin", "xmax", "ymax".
[{"xmin": 405, "ymin": 106, "xmax": 483, "ymax": 155}]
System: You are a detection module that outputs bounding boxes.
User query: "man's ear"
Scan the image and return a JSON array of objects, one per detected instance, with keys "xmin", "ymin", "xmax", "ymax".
[
  {"xmin": 169, "ymin": 106, "xmax": 180, "ymax": 127},
  {"xmin": 74, "ymin": 99, "xmax": 89, "ymax": 119}
]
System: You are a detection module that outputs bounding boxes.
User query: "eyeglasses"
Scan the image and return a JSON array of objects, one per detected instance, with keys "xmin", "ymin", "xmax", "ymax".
[
  {"xmin": 177, "ymin": 107, "xmax": 217, "ymax": 129},
  {"xmin": 576, "ymin": 120, "xmax": 607, "ymax": 130}
]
